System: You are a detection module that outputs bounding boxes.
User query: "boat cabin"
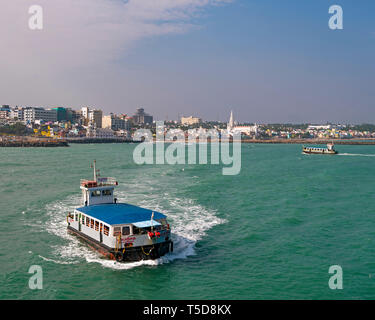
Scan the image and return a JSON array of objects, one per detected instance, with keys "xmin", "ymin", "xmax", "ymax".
[
  {"xmin": 71, "ymin": 203, "xmax": 170, "ymax": 249},
  {"xmin": 80, "ymin": 177, "xmax": 118, "ymax": 206}
]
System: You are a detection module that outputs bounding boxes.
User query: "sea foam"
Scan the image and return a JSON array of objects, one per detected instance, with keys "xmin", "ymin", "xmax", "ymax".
[{"xmin": 44, "ymin": 191, "xmax": 225, "ymax": 270}]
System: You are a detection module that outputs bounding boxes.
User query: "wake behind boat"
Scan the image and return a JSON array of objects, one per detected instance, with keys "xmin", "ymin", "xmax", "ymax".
[
  {"xmin": 302, "ymin": 143, "xmax": 338, "ymax": 155},
  {"xmin": 67, "ymin": 161, "xmax": 173, "ymax": 262}
]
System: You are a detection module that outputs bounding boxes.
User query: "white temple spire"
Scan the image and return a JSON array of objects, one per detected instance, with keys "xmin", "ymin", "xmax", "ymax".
[{"xmin": 228, "ymin": 110, "xmax": 234, "ymax": 131}]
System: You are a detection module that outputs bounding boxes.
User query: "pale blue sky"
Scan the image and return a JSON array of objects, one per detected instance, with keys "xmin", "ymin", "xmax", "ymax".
[{"xmin": 1, "ymin": 0, "xmax": 374, "ymax": 123}]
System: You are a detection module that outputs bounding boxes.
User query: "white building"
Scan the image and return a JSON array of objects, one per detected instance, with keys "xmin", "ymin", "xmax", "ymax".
[
  {"xmin": 233, "ymin": 125, "xmax": 258, "ymax": 136},
  {"xmin": 88, "ymin": 109, "xmax": 103, "ymax": 128},
  {"xmin": 86, "ymin": 127, "xmax": 115, "ymax": 139},
  {"xmin": 181, "ymin": 116, "xmax": 202, "ymax": 126},
  {"xmin": 81, "ymin": 107, "xmax": 90, "ymax": 119},
  {"xmin": 307, "ymin": 125, "xmax": 332, "ymax": 130},
  {"xmin": 116, "ymin": 130, "xmax": 131, "ymax": 139},
  {"xmin": 23, "ymin": 107, "xmax": 57, "ymax": 123}
]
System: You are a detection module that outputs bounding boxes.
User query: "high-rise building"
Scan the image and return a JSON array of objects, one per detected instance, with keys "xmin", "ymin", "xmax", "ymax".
[
  {"xmin": 81, "ymin": 107, "xmax": 90, "ymax": 119},
  {"xmin": 88, "ymin": 109, "xmax": 103, "ymax": 128},
  {"xmin": 65, "ymin": 108, "xmax": 76, "ymax": 123},
  {"xmin": 52, "ymin": 107, "xmax": 68, "ymax": 122},
  {"xmin": 132, "ymin": 108, "xmax": 153, "ymax": 125},
  {"xmin": 102, "ymin": 113, "xmax": 130, "ymax": 131}
]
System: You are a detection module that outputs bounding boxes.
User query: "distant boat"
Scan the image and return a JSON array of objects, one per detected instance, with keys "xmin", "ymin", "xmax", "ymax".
[{"xmin": 302, "ymin": 143, "xmax": 338, "ymax": 155}]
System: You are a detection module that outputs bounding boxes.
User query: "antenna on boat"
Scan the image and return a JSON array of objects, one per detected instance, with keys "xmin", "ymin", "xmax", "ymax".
[{"xmin": 91, "ymin": 160, "xmax": 98, "ymax": 182}]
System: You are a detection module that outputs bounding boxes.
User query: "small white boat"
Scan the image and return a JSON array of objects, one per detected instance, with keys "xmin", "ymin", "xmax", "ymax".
[{"xmin": 302, "ymin": 143, "xmax": 338, "ymax": 155}]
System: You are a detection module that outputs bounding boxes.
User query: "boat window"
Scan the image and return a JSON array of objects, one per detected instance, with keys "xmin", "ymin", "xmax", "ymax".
[
  {"xmin": 104, "ymin": 225, "xmax": 109, "ymax": 236},
  {"xmin": 133, "ymin": 227, "xmax": 148, "ymax": 234},
  {"xmin": 91, "ymin": 190, "xmax": 101, "ymax": 197},
  {"xmin": 102, "ymin": 189, "xmax": 112, "ymax": 196},
  {"xmin": 86, "ymin": 217, "xmax": 90, "ymax": 226},
  {"xmin": 100, "ymin": 223, "xmax": 103, "ymax": 233},
  {"xmin": 75, "ymin": 214, "xmax": 78, "ymax": 221},
  {"xmin": 113, "ymin": 227, "xmax": 121, "ymax": 236},
  {"xmin": 81, "ymin": 215, "xmax": 85, "ymax": 224},
  {"xmin": 122, "ymin": 226, "xmax": 130, "ymax": 236},
  {"xmin": 132, "ymin": 226, "xmax": 141, "ymax": 235},
  {"xmin": 95, "ymin": 221, "xmax": 99, "ymax": 231},
  {"xmin": 90, "ymin": 219, "xmax": 94, "ymax": 229}
]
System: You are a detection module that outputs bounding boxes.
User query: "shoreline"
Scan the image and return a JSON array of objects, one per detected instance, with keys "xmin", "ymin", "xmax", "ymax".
[
  {"xmin": 0, "ymin": 139, "xmax": 69, "ymax": 147},
  {"xmin": 240, "ymin": 139, "xmax": 375, "ymax": 145},
  {"xmin": 2, "ymin": 137, "xmax": 375, "ymax": 147}
]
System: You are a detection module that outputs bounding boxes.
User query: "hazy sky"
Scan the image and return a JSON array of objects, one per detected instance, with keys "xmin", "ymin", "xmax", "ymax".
[{"xmin": 1, "ymin": 0, "xmax": 374, "ymax": 123}]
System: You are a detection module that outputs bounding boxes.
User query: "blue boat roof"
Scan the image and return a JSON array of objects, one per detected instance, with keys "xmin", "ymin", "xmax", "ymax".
[{"xmin": 76, "ymin": 203, "xmax": 166, "ymax": 226}]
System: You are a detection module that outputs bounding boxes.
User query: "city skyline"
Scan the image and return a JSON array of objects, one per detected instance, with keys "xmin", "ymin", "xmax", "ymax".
[
  {"xmin": 1, "ymin": 0, "xmax": 374, "ymax": 124},
  {"xmin": 4, "ymin": 104, "xmax": 375, "ymax": 126}
]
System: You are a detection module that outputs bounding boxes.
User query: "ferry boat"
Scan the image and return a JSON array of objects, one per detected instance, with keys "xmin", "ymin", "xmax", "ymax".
[
  {"xmin": 67, "ymin": 161, "xmax": 173, "ymax": 262},
  {"xmin": 302, "ymin": 143, "xmax": 338, "ymax": 155}
]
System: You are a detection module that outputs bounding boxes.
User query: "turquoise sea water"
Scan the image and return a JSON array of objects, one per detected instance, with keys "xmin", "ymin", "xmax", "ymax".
[{"xmin": 1, "ymin": 143, "xmax": 375, "ymax": 299}]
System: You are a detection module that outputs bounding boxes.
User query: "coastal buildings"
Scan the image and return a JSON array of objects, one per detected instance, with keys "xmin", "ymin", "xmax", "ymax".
[
  {"xmin": 181, "ymin": 116, "xmax": 202, "ymax": 126},
  {"xmin": 1, "ymin": 103, "xmax": 375, "ymax": 141}
]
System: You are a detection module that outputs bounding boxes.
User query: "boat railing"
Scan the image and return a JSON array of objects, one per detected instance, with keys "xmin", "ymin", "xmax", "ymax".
[
  {"xmin": 80, "ymin": 179, "xmax": 97, "ymax": 188},
  {"xmin": 80, "ymin": 177, "xmax": 118, "ymax": 188},
  {"xmin": 97, "ymin": 177, "xmax": 118, "ymax": 186}
]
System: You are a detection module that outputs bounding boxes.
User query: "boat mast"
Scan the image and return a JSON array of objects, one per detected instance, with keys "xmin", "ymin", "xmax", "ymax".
[{"xmin": 92, "ymin": 160, "xmax": 97, "ymax": 182}]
